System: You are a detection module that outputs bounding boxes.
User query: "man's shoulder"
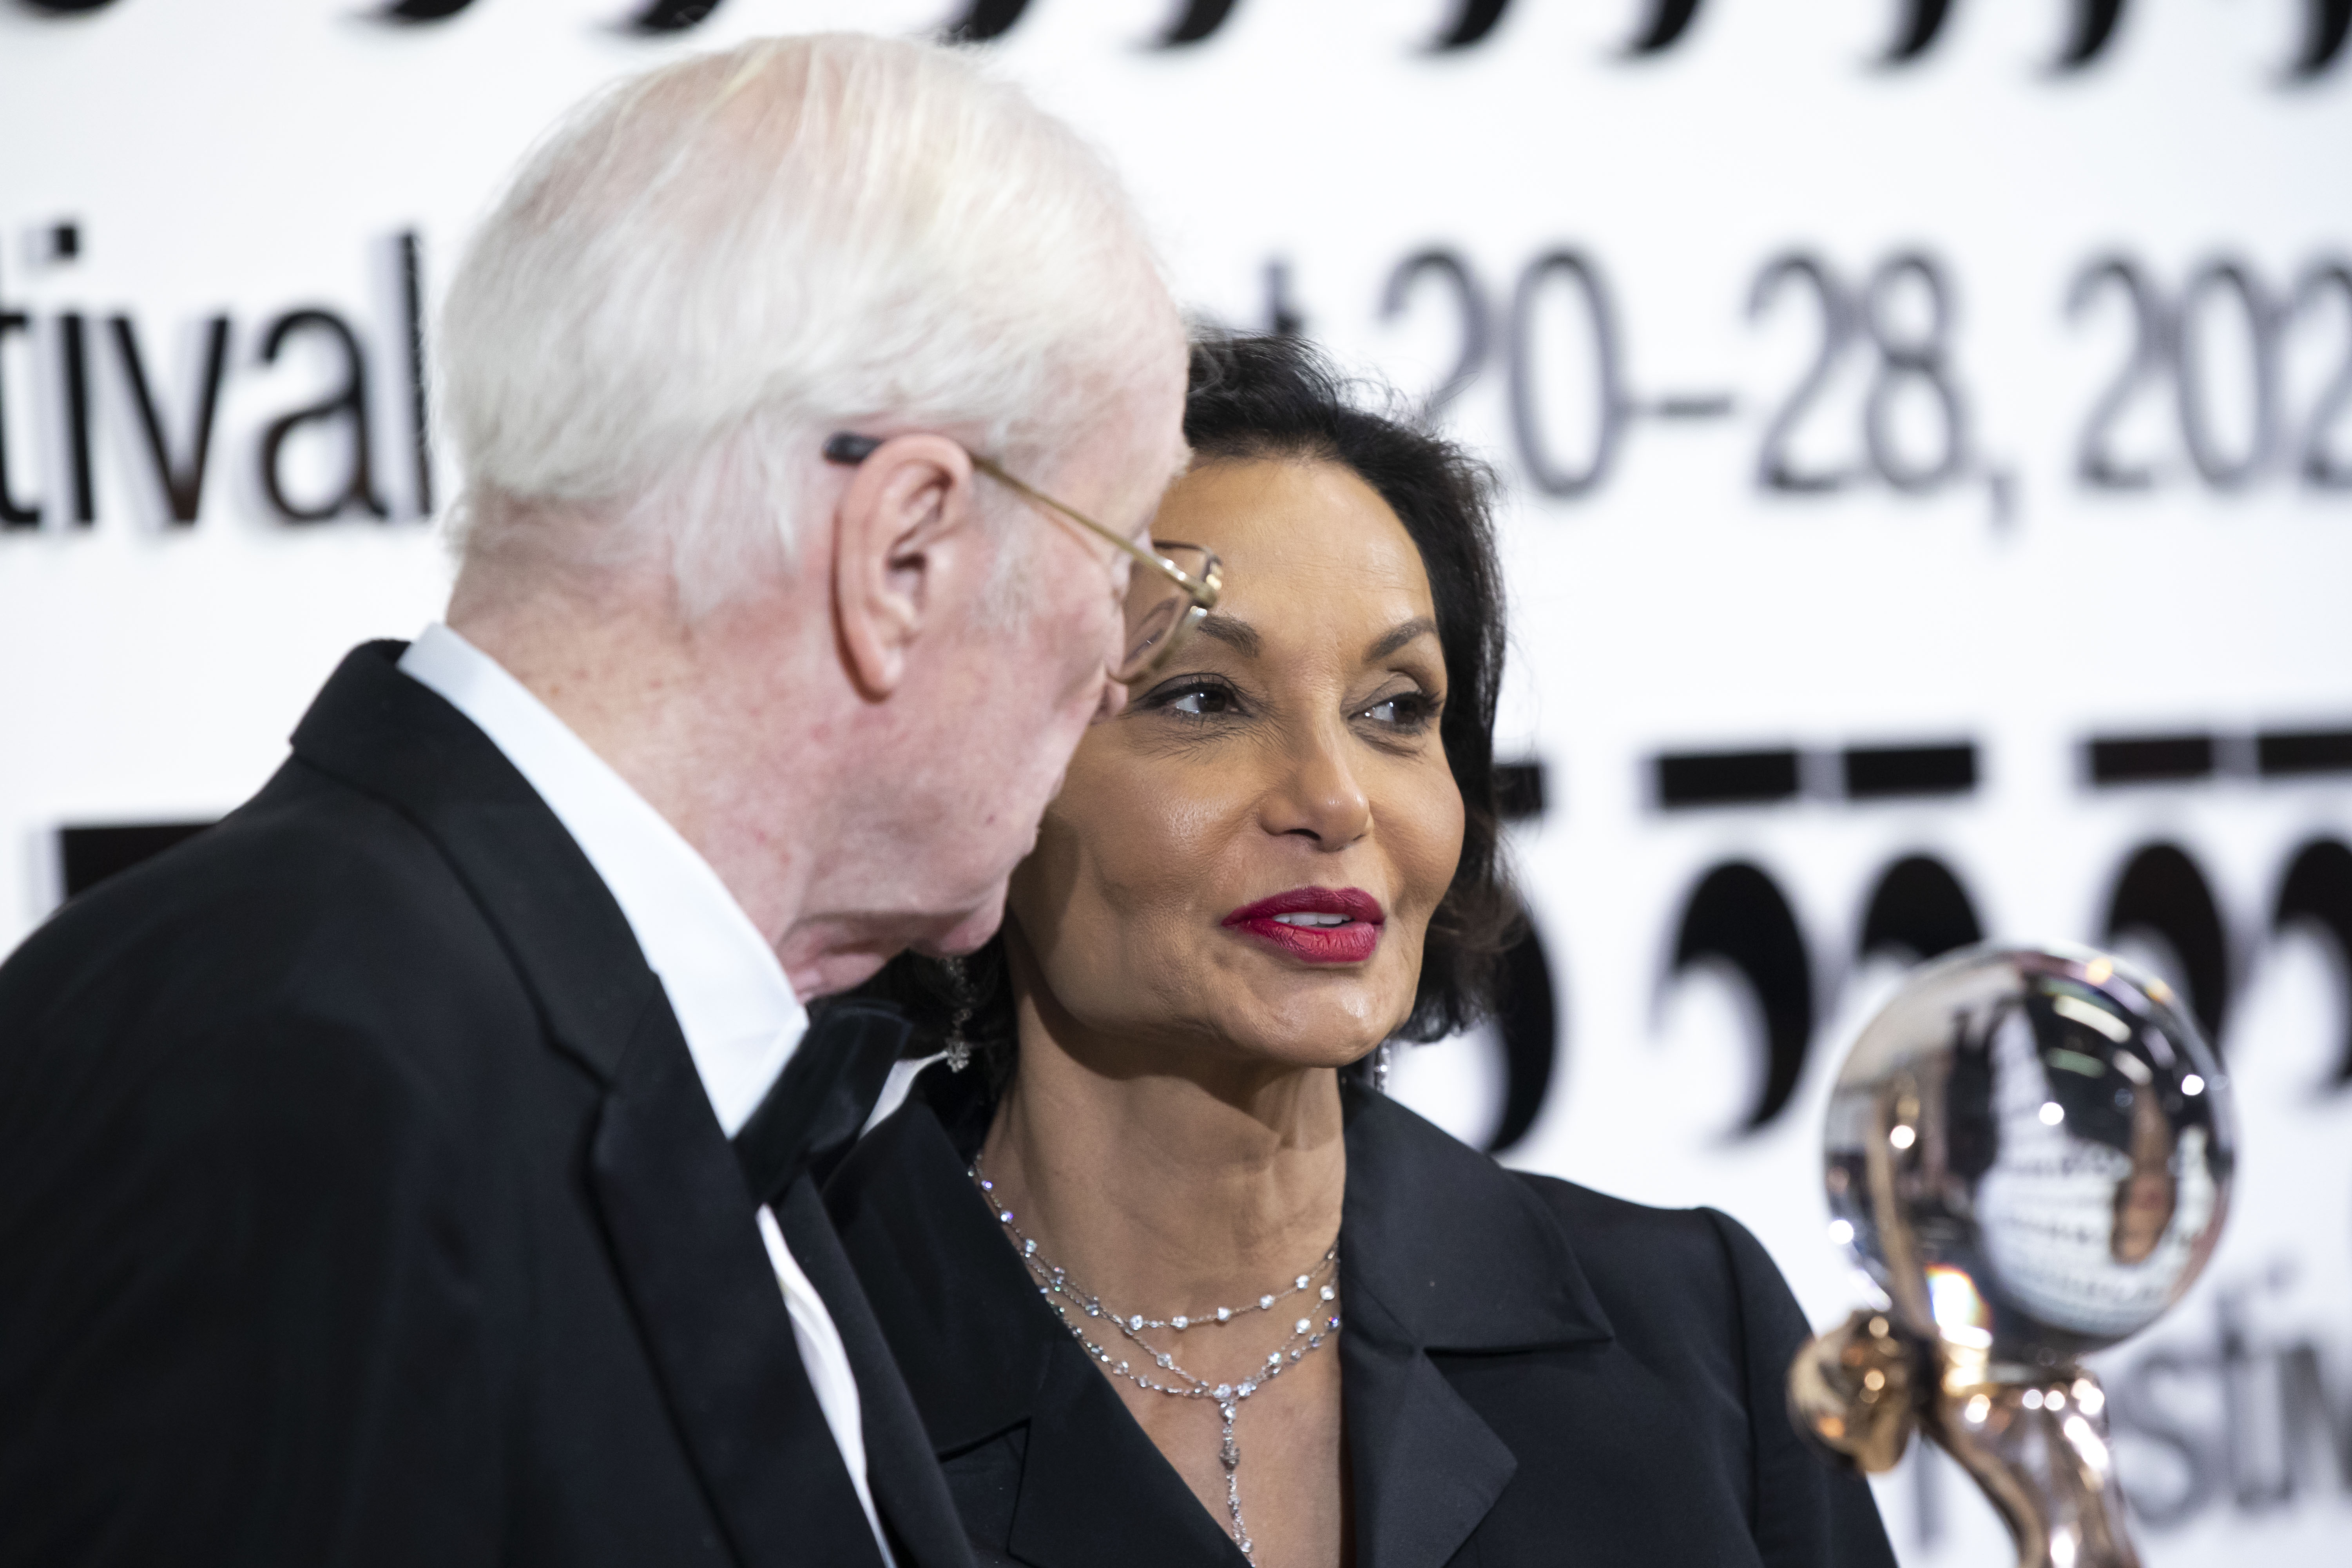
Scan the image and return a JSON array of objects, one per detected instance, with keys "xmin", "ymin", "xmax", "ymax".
[
  {"xmin": 0, "ymin": 754, "xmax": 569, "ymax": 1226},
  {"xmin": 19, "ymin": 758, "xmax": 460, "ymax": 957},
  {"xmin": 0, "ymin": 754, "xmax": 531, "ymax": 1066}
]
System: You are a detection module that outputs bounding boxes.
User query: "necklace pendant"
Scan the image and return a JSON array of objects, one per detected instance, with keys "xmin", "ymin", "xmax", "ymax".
[{"xmin": 1220, "ymin": 1432, "xmax": 1239, "ymax": 1470}]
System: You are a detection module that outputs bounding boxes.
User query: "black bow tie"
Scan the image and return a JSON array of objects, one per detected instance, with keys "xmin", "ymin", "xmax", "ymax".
[{"xmin": 732, "ymin": 999, "xmax": 913, "ymax": 1207}]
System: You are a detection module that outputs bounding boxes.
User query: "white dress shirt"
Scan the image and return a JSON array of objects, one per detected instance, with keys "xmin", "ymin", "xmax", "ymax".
[{"xmin": 399, "ymin": 623, "xmax": 892, "ymax": 1562}]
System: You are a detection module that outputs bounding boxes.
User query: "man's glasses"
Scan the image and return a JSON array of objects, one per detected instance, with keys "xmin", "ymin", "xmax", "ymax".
[{"xmin": 822, "ymin": 432, "xmax": 1221, "ymax": 684}]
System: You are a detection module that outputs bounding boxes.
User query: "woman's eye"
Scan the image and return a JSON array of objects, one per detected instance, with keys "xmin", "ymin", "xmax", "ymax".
[
  {"xmin": 1143, "ymin": 680, "xmax": 1239, "ymax": 719},
  {"xmin": 1360, "ymin": 691, "xmax": 1436, "ymax": 729}
]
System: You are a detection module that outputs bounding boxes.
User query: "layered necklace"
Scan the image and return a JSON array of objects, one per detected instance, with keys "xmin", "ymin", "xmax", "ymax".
[{"xmin": 969, "ymin": 1157, "xmax": 1340, "ymax": 1564}]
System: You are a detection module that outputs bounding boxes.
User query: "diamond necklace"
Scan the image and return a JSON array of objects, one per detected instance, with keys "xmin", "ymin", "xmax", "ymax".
[{"xmin": 969, "ymin": 1158, "xmax": 1340, "ymax": 1564}]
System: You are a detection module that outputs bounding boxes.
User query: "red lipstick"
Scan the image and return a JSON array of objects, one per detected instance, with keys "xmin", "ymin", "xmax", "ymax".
[{"xmin": 1221, "ymin": 887, "xmax": 1386, "ymax": 965}]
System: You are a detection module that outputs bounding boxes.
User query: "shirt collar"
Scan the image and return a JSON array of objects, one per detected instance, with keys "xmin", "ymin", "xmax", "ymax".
[{"xmin": 397, "ymin": 622, "xmax": 804, "ymax": 1136}]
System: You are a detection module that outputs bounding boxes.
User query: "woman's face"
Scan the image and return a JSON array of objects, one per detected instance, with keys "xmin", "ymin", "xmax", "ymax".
[{"xmin": 1006, "ymin": 456, "xmax": 1467, "ymax": 1074}]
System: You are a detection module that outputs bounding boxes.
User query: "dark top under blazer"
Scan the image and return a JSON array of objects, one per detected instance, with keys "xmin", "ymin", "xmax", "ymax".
[
  {"xmin": 0, "ymin": 643, "xmax": 973, "ymax": 1568},
  {"xmin": 825, "ymin": 1066, "xmax": 1898, "ymax": 1568}
]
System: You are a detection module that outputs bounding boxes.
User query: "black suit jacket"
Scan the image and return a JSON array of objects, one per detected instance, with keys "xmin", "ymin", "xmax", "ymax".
[
  {"xmin": 825, "ymin": 1066, "xmax": 1899, "ymax": 1568},
  {"xmin": 0, "ymin": 642, "xmax": 972, "ymax": 1568}
]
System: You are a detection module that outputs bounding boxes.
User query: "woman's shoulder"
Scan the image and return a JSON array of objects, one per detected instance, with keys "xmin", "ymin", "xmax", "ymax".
[
  {"xmin": 1350, "ymin": 1085, "xmax": 1785, "ymax": 1318},
  {"xmin": 1509, "ymin": 1172, "xmax": 1767, "ymax": 1293},
  {"xmin": 1346, "ymin": 1088, "xmax": 1807, "ymax": 1361},
  {"xmin": 1501, "ymin": 1175, "xmax": 1897, "ymax": 1568},
  {"xmin": 1507, "ymin": 1167, "xmax": 1814, "ymax": 1372}
]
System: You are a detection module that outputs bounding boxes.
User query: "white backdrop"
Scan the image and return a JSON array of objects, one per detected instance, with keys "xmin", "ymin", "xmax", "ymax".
[{"xmin": 3, "ymin": 2, "xmax": 2349, "ymax": 1563}]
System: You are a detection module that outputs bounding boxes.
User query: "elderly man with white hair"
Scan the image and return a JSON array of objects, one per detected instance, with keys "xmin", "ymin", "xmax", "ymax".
[{"xmin": 0, "ymin": 34, "xmax": 1196, "ymax": 1568}]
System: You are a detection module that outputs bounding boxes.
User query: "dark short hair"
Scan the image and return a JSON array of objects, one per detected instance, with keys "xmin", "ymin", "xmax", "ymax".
[{"xmin": 849, "ymin": 330, "xmax": 1518, "ymax": 1077}]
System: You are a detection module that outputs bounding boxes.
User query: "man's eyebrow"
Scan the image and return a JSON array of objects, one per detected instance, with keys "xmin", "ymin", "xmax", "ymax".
[
  {"xmin": 1194, "ymin": 614, "xmax": 1261, "ymax": 656},
  {"xmin": 1366, "ymin": 616, "xmax": 1439, "ymax": 662}
]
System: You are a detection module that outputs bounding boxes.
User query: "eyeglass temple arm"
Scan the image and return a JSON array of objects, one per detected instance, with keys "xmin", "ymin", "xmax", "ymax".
[
  {"xmin": 823, "ymin": 433, "xmax": 1215, "ymax": 607},
  {"xmin": 965, "ymin": 455, "xmax": 1216, "ymax": 604}
]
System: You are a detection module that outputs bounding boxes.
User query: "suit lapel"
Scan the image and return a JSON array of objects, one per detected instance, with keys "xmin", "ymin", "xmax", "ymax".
[
  {"xmin": 773, "ymin": 1178, "xmax": 977, "ymax": 1568},
  {"xmin": 738, "ymin": 1006, "xmax": 973, "ymax": 1564},
  {"xmin": 737, "ymin": 1002, "xmax": 915, "ymax": 1201},
  {"xmin": 288, "ymin": 642, "xmax": 647, "ymax": 1082},
  {"xmin": 291, "ymin": 642, "xmax": 882, "ymax": 1568},
  {"xmin": 591, "ymin": 990, "xmax": 883, "ymax": 1568}
]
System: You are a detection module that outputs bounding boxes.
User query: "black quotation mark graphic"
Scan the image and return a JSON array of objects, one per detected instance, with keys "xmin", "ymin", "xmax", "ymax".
[
  {"xmin": 50, "ymin": 755, "xmax": 2352, "ymax": 1158},
  {"xmin": 1626, "ymin": 0, "xmax": 1704, "ymax": 55},
  {"xmin": 10, "ymin": 1, "xmax": 2347, "ymax": 78},
  {"xmin": 1650, "ymin": 731, "xmax": 2352, "ymax": 1138},
  {"xmin": 1667, "ymin": 834, "xmax": 2352, "ymax": 1133},
  {"xmin": 945, "ymin": 0, "xmax": 1239, "ymax": 47}
]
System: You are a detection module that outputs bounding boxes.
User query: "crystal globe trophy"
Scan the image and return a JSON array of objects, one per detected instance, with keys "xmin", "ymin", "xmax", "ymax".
[{"xmin": 1789, "ymin": 944, "xmax": 2235, "ymax": 1568}]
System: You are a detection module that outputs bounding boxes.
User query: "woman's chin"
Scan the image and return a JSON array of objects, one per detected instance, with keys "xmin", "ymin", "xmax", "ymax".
[{"xmin": 1195, "ymin": 1001, "xmax": 1402, "ymax": 1074}]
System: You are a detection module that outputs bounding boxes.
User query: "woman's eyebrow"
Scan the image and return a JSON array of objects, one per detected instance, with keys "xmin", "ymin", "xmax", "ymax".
[
  {"xmin": 1364, "ymin": 616, "xmax": 1438, "ymax": 662},
  {"xmin": 1194, "ymin": 614, "xmax": 1262, "ymax": 656}
]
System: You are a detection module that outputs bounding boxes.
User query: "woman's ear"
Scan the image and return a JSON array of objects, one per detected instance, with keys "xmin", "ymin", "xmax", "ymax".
[{"xmin": 830, "ymin": 433, "xmax": 978, "ymax": 700}]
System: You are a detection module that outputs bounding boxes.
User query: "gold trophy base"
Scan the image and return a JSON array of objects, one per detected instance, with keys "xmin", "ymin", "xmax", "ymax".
[{"xmin": 1790, "ymin": 1311, "xmax": 2141, "ymax": 1568}]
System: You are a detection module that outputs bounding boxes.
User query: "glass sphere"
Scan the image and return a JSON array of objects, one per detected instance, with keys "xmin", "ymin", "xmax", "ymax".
[{"xmin": 1825, "ymin": 943, "xmax": 2234, "ymax": 1363}]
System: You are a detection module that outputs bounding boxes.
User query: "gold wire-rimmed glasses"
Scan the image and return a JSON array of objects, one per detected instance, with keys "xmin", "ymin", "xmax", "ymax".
[{"xmin": 822, "ymin": 432, "xmax": 1222, "ymax": 683}]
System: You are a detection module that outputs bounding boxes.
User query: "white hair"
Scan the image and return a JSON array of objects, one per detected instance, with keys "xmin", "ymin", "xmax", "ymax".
[{"xmin": 439, "ymin": 33, "xmax": 1177, "ymax": 616}]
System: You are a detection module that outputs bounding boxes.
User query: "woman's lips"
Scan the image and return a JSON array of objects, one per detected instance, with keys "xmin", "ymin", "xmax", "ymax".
[{"xmin": 1221, "ymin": 886, "xmax": 1386, "ymax": 966}]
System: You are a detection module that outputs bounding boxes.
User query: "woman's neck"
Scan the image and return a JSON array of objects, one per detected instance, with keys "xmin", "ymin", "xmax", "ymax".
[{"xmin": 980, "ymin": 1014, "xmax": 1349, "ymax": 1321}]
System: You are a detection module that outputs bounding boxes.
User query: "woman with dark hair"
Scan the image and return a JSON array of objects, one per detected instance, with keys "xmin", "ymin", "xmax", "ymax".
[{"xmin": 826, "ymin": 334, "xmax": 1893, "ymax": 1568}]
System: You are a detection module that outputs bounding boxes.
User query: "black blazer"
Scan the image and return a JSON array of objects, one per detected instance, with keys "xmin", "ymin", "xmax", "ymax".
[
  {"xmin": 0, "ymin": 642, "xmax": 972, "ymax": 1568},
  {"xmin": 825, "ymin": 1066, "xmax": 1897, "ymax": 1568}
]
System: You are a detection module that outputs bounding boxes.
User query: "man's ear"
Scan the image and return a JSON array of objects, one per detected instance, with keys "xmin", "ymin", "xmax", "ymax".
[{"xmin": 829, "ymin": 434, "xmax": 977, "ymax": 701}]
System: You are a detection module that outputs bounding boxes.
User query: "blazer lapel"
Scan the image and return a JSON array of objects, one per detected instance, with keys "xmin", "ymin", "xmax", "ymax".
[
  {"xmin": 292, "ymin": 642, "xmax": 881, "ymax": 1568},
  {"xmin": 826, "ymin": 1075, "xmax": 1246, "ymax": 1568},
  {"xmin": 1339, "ymin": 1301, "xmax": 1516, "ymax": 1568},
  {"xmin": 1339, "ymin": 1085, "xmax": 1615, "ymax": 1568},
  {"xmin": 830, "ymin": 1071, "xmax": 1618, "ymax": 1568},
  {"xmin": 1006, "ymin": 1350, "xmax": 1248, "ymax": 1568}
]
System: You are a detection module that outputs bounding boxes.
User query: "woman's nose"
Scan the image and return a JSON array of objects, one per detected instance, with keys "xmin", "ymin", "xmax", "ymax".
[{"xmin": 1261, "ymin": 722, "xmax": 1373, "ymax": 847}]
